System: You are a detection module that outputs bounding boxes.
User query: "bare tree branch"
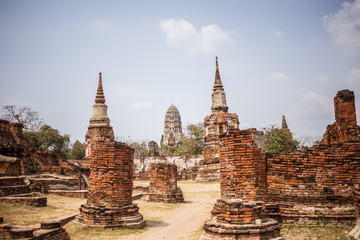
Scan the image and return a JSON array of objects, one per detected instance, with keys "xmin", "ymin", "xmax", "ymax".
[{"xmin": 1, "ymin": 105, "xmax": 44, "ymax": 130}]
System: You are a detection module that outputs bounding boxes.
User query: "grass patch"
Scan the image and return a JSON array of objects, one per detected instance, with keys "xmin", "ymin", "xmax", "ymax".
[
  {"xmin": 0, "ymin": 194, "xmax": 85, "ymax": 225},
  {"xmin": 281, "ymin": 224, "xmax": 354, "ymax": 240},
  {"xmin": 64, "ymin": 222, "xmax": 146, "ymax": 240}
]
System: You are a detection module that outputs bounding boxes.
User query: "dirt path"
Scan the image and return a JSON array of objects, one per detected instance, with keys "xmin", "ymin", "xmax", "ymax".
[{"xmin": 125, "ymin": 182, "xmax": 220, "ymax": 240}]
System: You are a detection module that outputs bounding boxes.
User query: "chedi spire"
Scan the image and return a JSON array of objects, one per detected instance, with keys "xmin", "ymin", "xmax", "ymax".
[
  {"xmin": 89, "ymin": 72, "xmax": 110, "ymax": 126},
  {"xmin": 214, "ymin": 57, "xmax": 224, "ymax": 90},
  {"xmin": 282, "ymin": 115, "xmax": 288, "ymax": 129},
  {"xmin": 211, "ymin": 57, "xmax": 228, "ymax": 113},
  {"xmin": 95, "ymin": 72, "xmax": 105, "ymax": 104}
]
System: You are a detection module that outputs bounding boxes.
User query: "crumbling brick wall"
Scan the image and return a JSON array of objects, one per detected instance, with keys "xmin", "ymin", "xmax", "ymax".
[
  {"xmin": 86, "ymin": 141, "xmax": 134, "ymax": 207},
  {"xmin": 0, "ymin": 119, "xmax": 78, "ymax": 176},
  {"xmin": 147, "ymin": 162, "xmax": 184, "ymax": 203},
  {"xmin": 76, "ymin": 139, "xmax": 145, "ymax": 228},
  {"xmin": 219, "ymin": 129, "xmax": 267, "ymax": 201},
  {"xmin": 265, "ymin": 89, "xmax": 360, "ymax": 224}
]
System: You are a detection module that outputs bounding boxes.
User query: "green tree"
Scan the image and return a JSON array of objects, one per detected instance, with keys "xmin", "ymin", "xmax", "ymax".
[
  {"xmin": 264, "ymin": 125, "xmax": 299, "ymax": 153},
  {"xmin": 23, "ymin": 124, "xmax": 71, "ymax": 159},
  {"xmin": 160, "ymin": 122, "xmax": 205, "ymax": 156},
  {"xmin": 69, "ymin": 140, "xmax": 85, "ymax": 160}
]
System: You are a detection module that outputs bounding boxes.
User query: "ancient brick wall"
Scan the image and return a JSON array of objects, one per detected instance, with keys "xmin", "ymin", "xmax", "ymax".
[
  {"xmin": 266, "ymin": 143, "xmax": 360, "ymax": 206},
  {"xmin": 0, "ymin": 119, "xmax": 78, "ymax": 176},
  {"xmin": 0, "ymin": 155, "xmax": 21, "ymax": 176},
  {"xmin": 265, "ymin": 89, "xmax": 360, "ymax": 224},
  {"xmin": 86, "ymin": 141, "xmax": 134, "ymax": 207},
  {"xmin": 219, "ymin": 129, "xmax": 267, "ymax": 201},
  {"xmin": 147, "ymin": 162, "xmax": 183, "ymax": 202}
]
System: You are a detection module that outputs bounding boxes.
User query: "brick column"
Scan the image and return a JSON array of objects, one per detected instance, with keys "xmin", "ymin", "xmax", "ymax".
[
  {"xmin": 200, "ymin": 129, "xmax": 283, "ymax": 240},
  {"xmin": 75, "ymin": 141, "xmax": 145, "ymax": 229}
]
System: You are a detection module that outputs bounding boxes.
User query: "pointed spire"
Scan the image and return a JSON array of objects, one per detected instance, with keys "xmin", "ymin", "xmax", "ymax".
[
  {"xmin": 95, "ymin": 72, "xmax": 106, "ymax": 104},
  {"xmin": 213, "ymin": 57, "xmax": 223, "ymax": 90},
  {"xmin": 282, "ymin": 115, "xmax": 288, "ymax": 129},
  {"xmin": 211, "ymin": 57, "xmax": 228, "ymax": 113}
]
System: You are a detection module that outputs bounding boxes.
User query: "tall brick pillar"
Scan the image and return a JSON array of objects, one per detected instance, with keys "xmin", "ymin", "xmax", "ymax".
[
  {"xmin": 321, "ymin": 89, "xmax": 360, "ymax": 145},
  {"xmin": 75, "ymin": 73, "xmax": 145, "ymax": 229},
  {"xmin": 220, "ymin": 129, "xmax": 267, "ymax": 201},
  {"xmin": 200, "ymin": 129, "xmax": 283, "ymax": 240},
  {"xmin": 334, "ymin": 89, "xmax": 357, "ymax": 127}
]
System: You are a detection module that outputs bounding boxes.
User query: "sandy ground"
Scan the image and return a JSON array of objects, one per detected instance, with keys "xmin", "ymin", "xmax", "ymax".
[{"xmin": 124, "ymin": 181, "xmax": 220, "ymax": 240}]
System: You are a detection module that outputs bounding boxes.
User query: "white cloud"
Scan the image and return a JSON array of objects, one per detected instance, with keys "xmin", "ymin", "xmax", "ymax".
[
  {"xmin": 91, "ymin": 19, "xmax": 114, "ymax": 31},
  {"xmin": 268, "ymin": 72, "xmax": 291, "ymax": 81},
  {"xmin": 303, "ymin": 92, "xmax": 332, "ymax": 107},
  {"xmin": 323, "ymin": 0, "xmax": 360, "ymax": 57},
  {"xmin": 131, "ymin": 101, "xmax": 152, "ymax": 110},
  {"xmin": 160, "ymin": 19, "xmax": 233, "ymax": 55}
]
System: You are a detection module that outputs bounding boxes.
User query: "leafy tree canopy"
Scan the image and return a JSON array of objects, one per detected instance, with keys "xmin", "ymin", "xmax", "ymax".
[
  {"xmin": 160, "ymin": 122, "xmax": 205, "ymax": 156},
  {"xmin": 69, "ymin": 140, "xmax": 85, "ymax": 160},
  {"xmin": 23, "ymin": 124, "xmax": 71, "ymax": 159},
  {"xmin": 264, "ymin": 125, "xmax": 299, "ymax": 153}
]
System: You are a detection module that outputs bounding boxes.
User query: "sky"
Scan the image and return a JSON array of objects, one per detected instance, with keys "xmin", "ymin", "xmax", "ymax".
[{"xmin": 1, "ymin": 0, "xmax": 360, "ymax": 145}]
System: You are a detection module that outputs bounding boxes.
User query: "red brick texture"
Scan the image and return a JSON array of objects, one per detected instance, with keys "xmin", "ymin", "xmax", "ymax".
[
  {"xmin": 147, "ymin": 162, "xmax": 184, "ymax": 203},
  {"xmin": 75, "ymin": 140, "xmax": 145, "ymax": 228},
  {"xmin": 219, "ymin": 129, "xmax": 267, "ymax": 202},
  {"xmin": 0, "ymin": 119, "xmax": 78, "ymax": 176},
  {"xmin": 201, "ymin": 129, "xmax": 282, "ymax": 240}
]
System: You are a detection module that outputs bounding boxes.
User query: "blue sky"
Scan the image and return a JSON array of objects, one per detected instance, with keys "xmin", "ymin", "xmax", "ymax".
[{"xmin": 1, "ymin": 0, "xmax": 359, "ymax": 144}]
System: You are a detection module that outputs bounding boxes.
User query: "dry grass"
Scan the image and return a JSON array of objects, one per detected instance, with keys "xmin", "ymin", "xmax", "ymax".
[
  {"xmin": 0, "ymin": 180, "xmax": 355, "ymax": 240},
  {"xmin": 281, "ymin": 224, "xmax": 354, "ymax": 240},
  {"xmin": 0, "ymin": 194, "xmax": 85, "ymax": 225}
]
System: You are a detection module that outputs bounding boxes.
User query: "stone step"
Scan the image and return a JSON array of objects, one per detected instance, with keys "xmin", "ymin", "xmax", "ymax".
[
  {"xmin": 0, "ymin": 184, "xmax": 30, "ymax": 197},
  {"xmin": 0, "ymin": 176, "xmax": 25, "ymax": 186}
]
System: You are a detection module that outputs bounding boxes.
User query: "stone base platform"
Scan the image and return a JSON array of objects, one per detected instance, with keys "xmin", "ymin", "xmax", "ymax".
[
  {"xmin": 74, "ymin": 203, "xmax": 146, "ymax": 229},
  {"xmin": 200, "ymin": 218, "xmax": 284, "ymax": 240},
  {"xmin": 146, "ymin": 190, "xmax": 184, "ymax": 203},
  {"xmin": 0, "ymin": 192, "xmax": 47, "ymax": 207},
  {"xmin": 200, "ymin": 199, "xmax": 284, "ymax": 240}
]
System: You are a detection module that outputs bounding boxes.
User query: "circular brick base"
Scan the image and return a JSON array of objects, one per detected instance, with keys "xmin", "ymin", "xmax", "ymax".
[
  {"xmin": 74, "ymin": 203, "xmax": 146, "ymax": 229},
  {"xmin": 200, "ymin": 218, "xmax": 283, "ymax": 240}
]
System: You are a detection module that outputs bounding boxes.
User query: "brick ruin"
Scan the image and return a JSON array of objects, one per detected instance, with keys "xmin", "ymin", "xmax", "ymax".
[
  {"xmin": 161, "ymin": 104, "xmax": 183, "ymax": 147},
  {"xmin": 0, "ymin": 214, "xmax": 76, "ymax": 240},
  {"xmin": 196, "ymin": 57, "xmax": 239, "ymax": 182},
  {"xmin": 200, "ymin": 129, "xmax": 283, "ymax": 240},
  {"xmin": 134, "ymin": 154, "xmax": 202, "ymax": 180},
  {"xmin": 264, "ymin": 90, "xmax": 360, "ymax": 225},
  {"xmin": 75, "ymin": 73, "xmax": 145, "ymax": 229},
  {"xmin": 0, "ymin": 119, "xmax": 78, "ymax": 176},
  {"xmin": 148, "ymin": 140, "xmax": 160, "ymax": 157},
  {"xmin": 200, "ymin": 89, "xmax": 360, "ymax": 238},
  {"xmin": 146, "ymin": 162, "xmax": 184, "ymax": 203}
]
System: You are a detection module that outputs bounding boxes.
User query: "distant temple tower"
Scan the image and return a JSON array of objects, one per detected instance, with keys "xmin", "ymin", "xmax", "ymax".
[
  {"xmin": 196, "ymin": 57, "xmax": 239, "ymax": 182},
  {"xmin": 161, "ymin": 104, "xmax": 183, "ymax": 147}
]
